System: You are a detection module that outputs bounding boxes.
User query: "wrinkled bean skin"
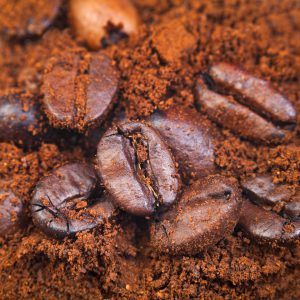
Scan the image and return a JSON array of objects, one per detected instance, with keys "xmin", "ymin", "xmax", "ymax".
[
  {"xmin": 96, "ymin": 122, "xmax": 181, "ymax": 216},
  {"xmin": 42, "ymin": 51, "xmax": 119, "ymax": 131},
  {"xmin": 150, "ymin": 175, "xmax": 242, "ymax": 255},
  {"xmin": 146, "ymin": 108, "xmax": 217, "ymax": 180},
  {"xmin": 0, "ymin": 189, "xmax": 24, "ymax": 237},
  {"xmin": 239, "ymin": 200, "xmax": 300, "ymax": 243},
  {"xmin": 0, "ymin": 93, "xmax": 44, "ymax": 147},
  {"xmin": 239, "ymin": 174, "xmax": 300, "ymax": 243},
  {"xmin": 195, "ymin": 63, "xmax": 296, "ymax": 144},
  {"xmin": 31, "ymin": 163, "xmax": 114, "ymax": 239}
]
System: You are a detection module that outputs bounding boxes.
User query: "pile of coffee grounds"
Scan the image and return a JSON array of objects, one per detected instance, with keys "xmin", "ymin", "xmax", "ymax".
[{"xmin": 0, "ymin": 0, "xmax": 299, "ymax": 299}]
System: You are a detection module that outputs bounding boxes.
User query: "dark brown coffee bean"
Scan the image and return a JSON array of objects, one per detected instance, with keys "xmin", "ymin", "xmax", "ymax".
[
  {"xmin": 242, "ymin": 175, "xmax": 294, "ymax": 208},
  {"xmin": 0, "ymin": 0, "xmax": 62, "ymax": 38},
  {"xmin": 42, "ymin": 50, "xmax": 119, "ymax": 131},
  {"xmin": 195, "ymin": 63, "xmax": 296, "ymax": 144},
  {"xmin": 31, "ymin": 163, "xmax": 114, "ymax": 239},
  {"xmin": 69, "ymin": 0, "xmax": 139, "ymax": 50},
  {"xmin": 146, "ymin": 108, "xmax": 217, "ymax": 180},
  {"xmin": 241, "ymin": 174, "xmax": 300, "ymax": 221},
  {"xmin": 239, "ymin": 200, "xmax": 300, "ymax": 243},
  {"xmin": 150, "ymin": 175, "xmax": 242, "ymax": 255},
  {"xmin": 84, "ymin": 110, "xmax": 128, "ymax": 157},
  {"xmin": 239, "ymin": 174, "xmax": 300, "ymax": 243},
  {"xmin": 0, "ymin": 189, "xmax": 24, "ymax": 237},
  {"xmin": 209, "ymin": 63, "xmax": 296, "ymax": 124},
  {"xmin": 96, "ymin": 122, "xmax": 181, "ymax": 216},
  {"xmin": 284, "ymin": 193, "xmax": 300, "ymax": 219},
  {"xmin": 0, "ymin": 92, "xmax": 44, "ymax": 147}
]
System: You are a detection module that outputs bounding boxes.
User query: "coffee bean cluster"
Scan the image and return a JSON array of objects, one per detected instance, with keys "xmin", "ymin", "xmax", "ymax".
[{"xmin": 0, "ymin": 0, "xmax": 299, "ymax": 254}]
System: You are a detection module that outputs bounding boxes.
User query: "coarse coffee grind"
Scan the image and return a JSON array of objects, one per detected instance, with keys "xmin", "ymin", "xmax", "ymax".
[{"xmin": 0, "ymin": 0, "xmax": 299, "ymax": 299}]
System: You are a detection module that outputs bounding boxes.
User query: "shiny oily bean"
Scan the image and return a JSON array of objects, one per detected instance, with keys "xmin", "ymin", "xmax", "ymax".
[
  {"xmin": 0, "ymin": 189, "xmax": 25, "ymax": 237},
  {"xmin": 150, "ymin": 175, "xmax": 242, "ymax": 255},
  {"xmin": 195, "ymin": 63, "xmax": 296, "ymax": 144},
  {"xmin": 96, "ymin": 122, "xmax": 181, "ymax": 216},
  {"xmin": 31, "ymin": 163, "xmax": 114, "ymax": 239},
  {"xmin": 69, "ymin": 0, "xmax": 139, "ymax": 50},
  {"xmin": 146, "ymin": 107, "xmax": 217, "ymax": 180},
  {"xmin": 42, "ymin": 50, "xmax": 119, "ymax": 131},
  {"xmin": 239, "ymin": 174, "xmax": 300, "ymax": 243}
]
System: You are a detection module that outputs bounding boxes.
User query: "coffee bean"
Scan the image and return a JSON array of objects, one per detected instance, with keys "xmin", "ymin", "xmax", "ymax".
[
  {"xmin": 42, "ymin": 50, "xmax": 119, "ymax": 131},
  {"xmin": 242, "ymin": 175, "xmax": 294, "ymax": 208},
  {"xmin": 0, "ymin": 0, "xmax": 62, "ymax": 38},
  {"xmin": 0, "ymin": 189, "xmax": 24, "ymax": 237},
  {"xmin": 239, "ymin": 174, "xmax": 300, "ymax": 243},
  {"xmin": 146, "ymin": 107, "xmax": 217, "ymax": 180},
  {"xmin": 0, "ymin": 92, "xmax": 44, "ymax": 147},
  {"xmin": 84, "ymin": 109, "xmax": 128, "ymax": 157},
  {"xmin": 284, "ymin": 194, "xmax": 300, "ymax": 219},
  {"xmin": 31, "ymin": 163, "xmax": 114, "ymax": 239},
  {"xmin": 209, "ymin": 63, "xmax": 296, "ymax": 124},
  {"xmin": 239, "ymin": 200, "xmax": 300, "ymax": 243},
  {"xmin": 150, "ymin": 175, "xmax": 242, "ymax": 255},
  {"xmin": 69, "ymin": 0, "xmax": 139, "ymax": 50},
  {"xmin": 96, "ymin": 121, "xmax": 181, "ymax": 216},
  {"xmin": 195, "ymin": 63, "xmax": 296, "ymax": 144}
]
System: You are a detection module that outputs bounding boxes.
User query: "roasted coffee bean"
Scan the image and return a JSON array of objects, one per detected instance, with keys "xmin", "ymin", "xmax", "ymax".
[
  {"xmin": 31, "ymin": 163, "xmax": 114, "ymax": 239},
  {"xmin": 0, "ymin": 92, "xmax": 44, "ymax": 147},
  {"xmin": 239, "ymin": 200, "xmax": 300, "ymax": 243},
  {"xmin": 0, "ymin": 0, "xmax": 62, "ymax": 38},
  {"xmin": 284, "ymin": 191, "xmax": 300, "ymax": 219},
  {"xmin": 195, "ymin": 63, "xmax": 296, "ymax": 144},
  {"xmin": 239, "ymin": 174, "xmax": 300, "ymax": 243},
  {"xmin": 241, "ymin": 174, "xmax": 300, "ymax": 220},
  {"xmin": 69, "ymin": 0, "xmax": 139, "ymax": 50},
  {"xmin": 150, "ymin": 175, "xmax": 242, "ymax": 255},
  {"xmin": 146, "ymin": 107, "xmax": 217, "ymax": 180},
  {"xmin": 0, "ymin": 189, "xmax": 24, "ymax": 237},
  {"xmin": 84, "ymin": 109, "xmax": 128, "ymax": 157},
  {"xmin": 242, "ymin": 175, "xmax": 294, "ymax": 208},
  {"xmin": 42, "ymin": 50, "xmax": 119, "ymax": 131},
  {"xmin": 96, "ymin": 122, "xmax": 181, "ymax": 216}
]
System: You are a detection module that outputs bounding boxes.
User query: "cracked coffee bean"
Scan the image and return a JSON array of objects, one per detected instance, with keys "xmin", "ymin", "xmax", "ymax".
[
  {"xmin": 0, "ymin": 92, "xmax": 45, "ymax": 147},
  {"xmin": 146, "ymin": 107, "xmax": 217, "ymax": 180},
  {"xmin": 96, "ymin": 121, "xmax": 181, "ymax": 216},
  {"xmin": 69, "ymin": 0, "xmax": 139, "ymax": 50},
  {"xmin": 150, "ymin": 175, "xmax": 242, "ymax": 255},
  {"xmin": 239, "ymin": 174, "xmax": 300, "ymax": 243},
  {"xmin": 0, "ymin": 189, "xmax": 24, "ymax": 237},
  {"xmin": 42, "ymin": 50, "xmax": 119, "ymax": 131},
  {"xmin": 31, "ymin": 163, "xmax": 114, "ymax": 239},
  {"xmin": 195, "ymin": 63, "xmax": 297, "ymax": 144},
  {"xmin": 0, "ymin": 0, "xmax": 62, "ymax": 38}
]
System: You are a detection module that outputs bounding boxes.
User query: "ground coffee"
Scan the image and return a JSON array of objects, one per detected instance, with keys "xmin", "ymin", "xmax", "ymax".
[{"xmin": 0, "ymin": 0, "xmax": 299, "ymax": 299}]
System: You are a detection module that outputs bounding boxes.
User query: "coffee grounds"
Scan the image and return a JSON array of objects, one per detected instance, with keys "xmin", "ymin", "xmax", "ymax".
[{"xmin": 0, "ymin": 0, "xmax": 299, "ymax": 299}]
